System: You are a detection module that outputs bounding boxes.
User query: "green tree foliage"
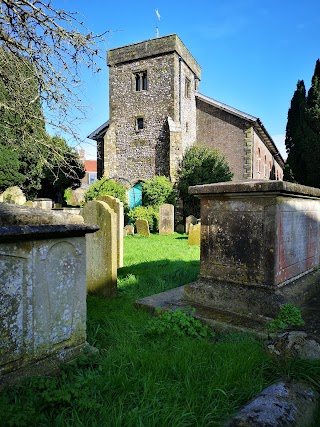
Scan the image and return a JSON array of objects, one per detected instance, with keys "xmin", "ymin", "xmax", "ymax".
[
  {"xmin": 177, "ymin": 146, "xmax": 233, "ymax": 217},
  {"xmin": 142, "ymin": 176, "xmax": 176, "ymax": 207},
  {"xmin": 85, "ymin": 177, "xmax": 128, "ymax": 208},
  {"xmin": 0, "ymin": 144, "xmax": 25, "ymax": 190},
  {"xmin": 37, "ymin": 137, "xmax": 85, "ymax": 203},
  {"xmin": 0, "ymin": 0, "xmax": 104, "ymax": 147},
  {"xmin": 284, "ymin": 80, "xmax": 307, "ymax": 183},
  {"xmin": 285, "ymin": 59, "xmax": 320, "ymax": 187},
  {"xmin": 127, "ymin": 206, "xmax": 159, "ymax": 233}
]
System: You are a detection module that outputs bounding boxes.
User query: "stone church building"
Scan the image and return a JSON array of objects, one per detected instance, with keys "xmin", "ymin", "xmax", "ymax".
[{"xmin": 89, "ymin": 34, "xmax": 284, "ymax": 194}]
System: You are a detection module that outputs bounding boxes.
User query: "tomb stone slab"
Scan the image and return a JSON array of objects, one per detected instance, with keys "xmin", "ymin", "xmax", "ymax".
[
  {"xmin": 136, "ymin": 219, "xmax": 150, "ymax": 237},
  {"xmin": 82, "ymin": 200, "xmax": 117, "ymax": 297},
  {"xmin": 188, "ymin": 223, "xmax": 201, "ymax": 246},
  {"xmin": 97, "ymin": 195, "xmax": 124, "ymax": 267},
  {"xmin": 159, "ymin": 204, "xmax": 174, "ymax": 234},
  {"xmin": 185, "ymin": 215, "xmax": 197, "ymax": 234}
]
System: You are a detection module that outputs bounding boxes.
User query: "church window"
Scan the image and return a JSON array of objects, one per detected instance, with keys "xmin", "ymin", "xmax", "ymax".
[
  {"xmin": 257, "ymin": 148, "xmax": 261, "ymax": 174},
  {"xmin": 185, "ymin": 77, "xmax": 191, "ymax": 98},
  {"xmin": 136, "ymin": 117, "xmax": 144, "ymax": 130},
  {"xmin": 134, "ymin": 71, "xmax": 147, "ymax": 91},
  {"xmin": 263, "ymin": 156, "xmax": 267, "ymax": 178},
  {"xmin": 186, "ymin": 122, "xmax": 189, "ymax": 132}
]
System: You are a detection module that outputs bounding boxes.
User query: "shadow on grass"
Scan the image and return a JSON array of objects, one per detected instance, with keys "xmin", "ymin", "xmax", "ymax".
[{"xmin": 117, "ymin": 259, "xmax": 200, "ymax": 299}]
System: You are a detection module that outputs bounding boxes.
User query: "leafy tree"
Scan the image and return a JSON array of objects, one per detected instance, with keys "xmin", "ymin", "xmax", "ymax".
[
  {"xmin": 284, "ymin": 80, "xmax": 307, "ymax": 184},
  {"xmin": 142, "ymin": 176, "xmax": 176, "ymax": 207},
  {"xmin": 305, "ymin": 59, "xmax": 320, "ymax": 187},
  {"xmin": 37, "ymin": 137, "xmax": 85, "ymax": 203},
  {"xmin": 0, "ymin": 144, "xmax": 25, "ymax": 190},
  {"xmin": 0, "ymin": 0, "xmax": 105, "ymax": 171},
  {"xmin": 85, "ymin": 177, "xmax": 128, "ymax": 210},
  {"xmin": 127, "ymin": 206, "xmax": 159, "ymax": 233},
  {"xmin": 177, "ymin": 146, "xmax": 233, "ymax": 217},
  {"xmin": 285, "ymin": 59, "xmax": 320, "ymax": 188}
]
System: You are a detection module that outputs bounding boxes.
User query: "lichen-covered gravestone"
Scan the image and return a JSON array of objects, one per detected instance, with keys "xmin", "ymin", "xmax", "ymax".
[
  {"xmin": 159, "ymin": 204, "xmax": 174, "ymax": 234},
  {"xmin": 185, "ymin": 215, "xmax": 197, "ymax": 234},
  {"xmin": 82, "ymin": 200, "xmax": 117, "ymax": 298},
  {"xmin": 96, "ymin": 195, "xmax": 124, "ymax": 268},
  {"xmin": 136, "ymin": 219, "xmax": 150, "ymax": 237},
  {"xmin": 188, "ymin": 223, "xmax": 201, "ymax": 246},
  {"xmin": 124, "ymin": 225, "xmax": 135, "ymax": 236}
]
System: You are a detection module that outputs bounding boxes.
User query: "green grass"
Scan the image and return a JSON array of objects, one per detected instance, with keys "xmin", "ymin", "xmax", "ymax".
[{"xmin": 2, "ymin": 233, "xmax": 320, "ymax": 426}]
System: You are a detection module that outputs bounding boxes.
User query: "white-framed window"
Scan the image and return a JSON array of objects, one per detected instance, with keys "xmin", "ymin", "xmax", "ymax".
[
  {"xmin": 88, "ymin": 172, "xmax": 97, "ymax": 185},
  {"xmin": 257, "ymin": 148, "xmax": 261, "ymax": 174},
  {"xmin": 263, "ymin": 156, "xmax": 267, "ymax": 178}
]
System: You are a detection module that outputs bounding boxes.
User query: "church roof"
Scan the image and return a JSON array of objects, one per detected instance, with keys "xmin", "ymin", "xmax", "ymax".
[
  {"xmin": 196, "ymin": 93, "xmax": 284, "ymax": 168},
  {"xmin": 87, "ymin": 120, "xmax": 109, "ymax": 141}
]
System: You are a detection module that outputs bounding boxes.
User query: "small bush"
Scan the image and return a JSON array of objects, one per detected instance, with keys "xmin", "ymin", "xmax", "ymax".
[
  {"xmin": 128, "ymin": 205, "xmax": 159, "ymax": 232},
  {"xmin": 267, "ymin": 303, "xmax": 305, "ymax": 332},
  {"xmin": 85, "ymin": 177, "xmax": 128, "ymax": 209},
  {"xmin": 146, "ymin": 308, "xmax": 211, "ymax": 339},
  {"xmin": 142, "ymin": 176, "xmax": 175, "ymax": 207}
]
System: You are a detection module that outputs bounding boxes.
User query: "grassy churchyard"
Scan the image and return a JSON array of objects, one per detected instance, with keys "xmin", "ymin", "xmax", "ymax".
[{"xmin": 1, "ymin": 233, "xmax": 320, "ymax": 426}]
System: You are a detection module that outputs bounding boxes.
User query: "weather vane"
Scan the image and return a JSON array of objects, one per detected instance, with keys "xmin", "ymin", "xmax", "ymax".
[{"xmin": 155, "ymin": 9, "xmax": 160, "ymax": 38}]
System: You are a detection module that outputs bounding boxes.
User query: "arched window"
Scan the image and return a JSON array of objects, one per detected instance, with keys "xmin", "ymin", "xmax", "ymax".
[{"xmin": 264, "ymin": 156, "xmax": 267, "ymax": 178}]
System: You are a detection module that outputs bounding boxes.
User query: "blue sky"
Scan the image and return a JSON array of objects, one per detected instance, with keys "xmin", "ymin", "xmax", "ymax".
[{"xmin": 57, "ymin": 0, "xmax": 320, "ymax": 160}]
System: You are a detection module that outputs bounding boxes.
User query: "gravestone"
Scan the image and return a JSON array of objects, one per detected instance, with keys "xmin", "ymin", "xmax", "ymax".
[
  {"xmin": 124, "ymin": 225, "xmax": 135, "ymax": 236},
  {"xmin": 159, "ymin": 204, "xmax": 174, "ymax": 234},
  {"xmin": 136, "ymin": 219, "xmax": 150, "ymax": 237},
  {"xmin": 185, "ymin": 215, "xmax": 197, "ymax": 234},
  {"xmin": 188, "ymin": 223, "xmax": 201, "ymax": 246},
  {"xmin": 67, "ymin": 188, "xmax": 86, "ymax": 207},
  {"xmin": 2, "ymin": 186, "xmax": 26, "ymax": 205},
  {"xmin": 97, "ymin": 195, "xmax": 124, "ymax": 268},
  {"xmin": 33, "ymin": 198, "xmax": 53, "ymax": 210},
  {"xmin": 175, "ymin": 223, "xmax": 185, "ymax": 234},
  {"xmin": 82, "ymin": 200, "xmax": 117, "ymax": 298}
]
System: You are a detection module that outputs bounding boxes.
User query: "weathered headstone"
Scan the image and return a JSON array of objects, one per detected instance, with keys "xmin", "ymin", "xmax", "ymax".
[
  {"xmin": 124, "ymin": 224, "xmax": 135, "ymax": 236},
  {"xmin": 67, "ymin": 187, "xmax": 86, "ymax": 207},
  {"xmin": 97, "ymin": 195, "xmax": 124, "ymax": 268},
  {"xmin": 2, "ymin": 186, "xmax": 26, "ymax": 205},
  {"xmin": 188, "ymin": 223, "xmax": 201, "ymax": 246},
  {"xmin": 175, "ymin": 223, "xmax": 185, "ymax": 234},
  {"xmin": 33, "ymin": 198, "xmax": 53, "ymax": 210},
  {"xmin": 82, "ymin": 200, "xmax": 117, "ymax": 297},
  {"xmin": 159, "ymin": 204, "xmax": 174, "ymax": 234},
  {"xmin": 136, "ymin": 219, "xmax": 150, "ymax": 237},
  {"xmin": 185, "ymin": 215, "xmax": 197, "ymax": 234}
]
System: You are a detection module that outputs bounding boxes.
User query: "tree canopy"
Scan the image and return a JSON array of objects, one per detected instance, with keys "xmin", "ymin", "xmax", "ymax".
[
  {"xmin": 176, "ymin": 146, "xmax": 233, "ymax": 217},
  {"xmin": 285, "ymin": 59, "xmax": 320, "ymax": 187},
  {"xmin": 0, "ymin": 0, "xmax": 105, "ymax": 176}
]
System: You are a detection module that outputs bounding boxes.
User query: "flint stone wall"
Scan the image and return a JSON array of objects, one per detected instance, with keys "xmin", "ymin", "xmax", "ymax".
[
  {"xmin": 184, "ymin": 181, "xmax": 320, "ymax": 318},
  {"xmin": 0, "ymin": 223, "xmax": 98, "ymax": 388}
]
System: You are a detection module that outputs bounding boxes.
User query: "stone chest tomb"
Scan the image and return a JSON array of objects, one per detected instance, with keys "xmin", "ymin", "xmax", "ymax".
[
  {"xmin": 184, "ymin": 181, "xmax": 320, "ymax": 319},
  {"xmin": 0, "ymin": 204, "xmax": 98, "ymax": 387}
]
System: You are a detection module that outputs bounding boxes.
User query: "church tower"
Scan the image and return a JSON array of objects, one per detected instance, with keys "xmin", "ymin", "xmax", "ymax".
[{"xmin": 104, "ymin": 34, "xmax": 201, "ymax": 184}]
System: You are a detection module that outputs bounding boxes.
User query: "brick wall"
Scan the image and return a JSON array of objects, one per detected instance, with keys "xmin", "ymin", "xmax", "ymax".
[{"xmin": 196, "ymin": 98, "xmax": 250, "ymax": 180}]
